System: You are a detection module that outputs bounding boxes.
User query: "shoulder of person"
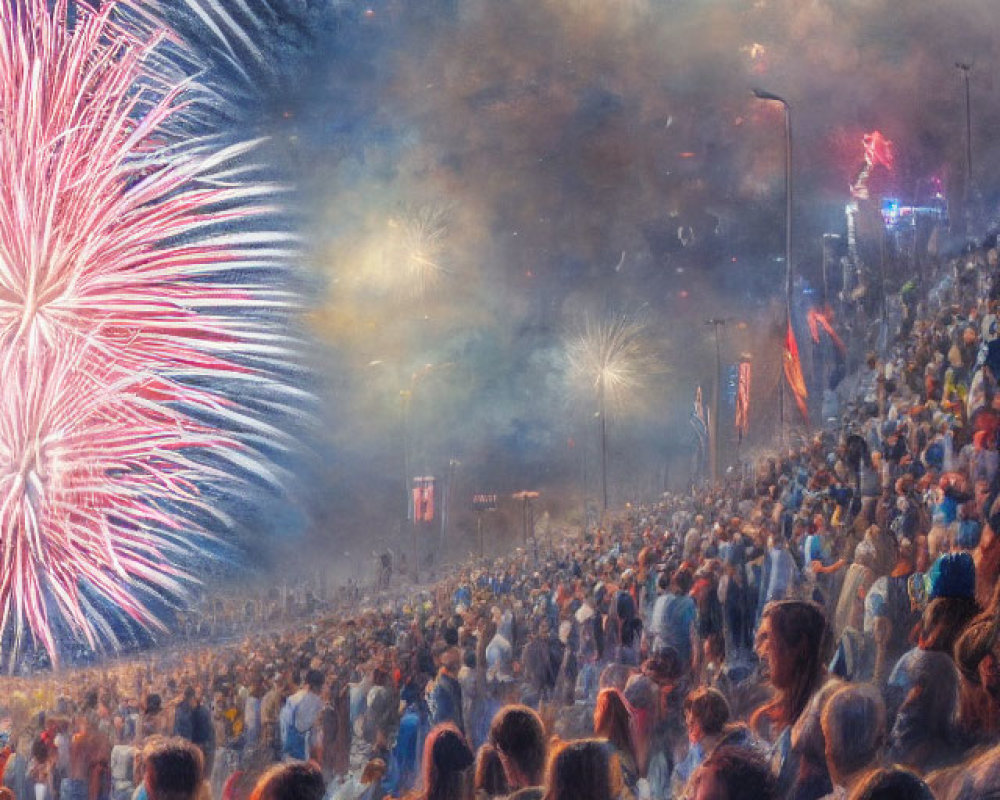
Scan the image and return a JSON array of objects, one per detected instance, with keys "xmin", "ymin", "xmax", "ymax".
[{"xmin": 507, "ymin": 789, "xmax": 544, "ymax": 800}]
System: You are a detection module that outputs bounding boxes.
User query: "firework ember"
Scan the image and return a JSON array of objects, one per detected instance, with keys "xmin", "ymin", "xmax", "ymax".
[{"xmin": 0, "ymin": 0, "xmax": 298, "ymax": 661}]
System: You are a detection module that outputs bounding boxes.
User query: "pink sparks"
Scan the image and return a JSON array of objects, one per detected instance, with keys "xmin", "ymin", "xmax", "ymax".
[{"xmin": 0, "ymin": 1, "xmax": 297, "ymax": 661}]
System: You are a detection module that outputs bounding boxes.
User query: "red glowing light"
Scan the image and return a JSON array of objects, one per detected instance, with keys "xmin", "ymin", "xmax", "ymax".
[
  {"xmin": 863, "ymin": 130, "xmax": 894, "ymax": 171},
  {"xmin": 679, "ymin": 152, "xmax": 696, "ymax": 158},
  {"xmin": 679, "ymin": 290, "xmax": 689, "ymax": 298}
]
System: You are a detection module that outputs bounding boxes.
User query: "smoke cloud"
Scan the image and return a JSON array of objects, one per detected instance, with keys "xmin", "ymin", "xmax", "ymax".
[{"xmin": 180, "ymin": 0, "xmax": 1000, "ymax": 562}]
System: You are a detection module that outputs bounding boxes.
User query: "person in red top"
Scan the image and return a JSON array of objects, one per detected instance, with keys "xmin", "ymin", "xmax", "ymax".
[{"xmin": 0, "ymin": 742, "xmax": 11, "ymax": 786}]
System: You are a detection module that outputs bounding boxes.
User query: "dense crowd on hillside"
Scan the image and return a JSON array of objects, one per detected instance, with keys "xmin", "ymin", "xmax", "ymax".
[{"xmin": 8, "ymin": 244, "xmax": 1000, "ymax": 800}]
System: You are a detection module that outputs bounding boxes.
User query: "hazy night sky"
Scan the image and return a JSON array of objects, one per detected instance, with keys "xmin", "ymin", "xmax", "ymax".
[{"xmin": 155, "ymin": 0, "xmax": 1000, "ymax": 566}]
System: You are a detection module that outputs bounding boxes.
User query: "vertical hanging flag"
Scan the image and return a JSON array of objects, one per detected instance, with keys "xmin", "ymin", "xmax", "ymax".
[
  {"xmin": 690, "ymin": 386, "xmax": 709, "ymax": 479},
  {"xmin": 691, "ymin": 387, "xmax": 708, "ymax": 445},
  {"xmin": 784, "ymin": 323, "xmax": 809, "ymax": 424},
  {"xmin": 412, "ymin": 476, "xmax": 436, "ymax": 523},
  {"xmin": 412, "ymin": 482, "xmax": 423, "ymax": 523},
  {"xmin": 423, "ymin": 477, "xmax": 435, "ymax": 522},
  {"xmin": 735, "ymin": 360, "xmax": 752, "ymax": 441},
  {"xmin": 725, "ymin": 364, "xmax": 740, "ymax": 413}
]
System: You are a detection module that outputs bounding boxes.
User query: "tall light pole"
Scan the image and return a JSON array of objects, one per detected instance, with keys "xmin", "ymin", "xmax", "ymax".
[
  {"xmin": 821, "ymin": 233, "xmax": 841, "ymax": 306},
  {"xmin": 956, "ymin": 62, "xmax": 973, "ymax": 239},
  {"xmin": 440, "ymin": 458, "xmax": 459, "ymax": 551},
  {"xmin": 753, "ymin": 88, "xmax": 793, "ymax": 440},
  {"xmin": 705, "ymin": 318, "xmax": 728, "ymax": 483},
  {"xmin": 399, "ymin": 386, "xmax": 416, "ymax": 582},
  {"xmin": 598, "ymin": 371, "xmax": 608, "ymax": 511},
  {"xmin": 372, "ymin": 360, "xmax": 453, "ymax": 583}
]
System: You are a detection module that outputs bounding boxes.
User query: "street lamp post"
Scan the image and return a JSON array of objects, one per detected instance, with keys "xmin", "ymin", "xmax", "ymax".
[
  {"xmin": 440, "ymin": 458, "xmax": 459, "ymax": 551},
  {"xmin": 399, "ymin": 388, "xmax": 416, "ymax": 583},
  {"xmin": 956, "ymin": 62, "xmax": 973, "ymax": 239},
  {"xmin": 512, "ymin": 491, "xmax": 540, "ymax": 551},
  {"xmin": 752, "ymin": 88, "xmax": 793, "ymax": 440},
  {"xmin": 598, "ymin": 371, "xmax": 608, "ymax": 512},
  {"xmin": 374, "ymin": 360, "xmax": 453, "ymax": 584},
  {"xmin": 821, "ymin": 233, "xmax": 841, "ymax": 305}
]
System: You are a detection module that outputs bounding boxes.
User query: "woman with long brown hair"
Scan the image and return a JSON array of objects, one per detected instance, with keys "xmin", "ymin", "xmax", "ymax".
[
  {"xmin": 593, "ymin": 688, "xmax": 639, "ymax": 793},
  {"xmin": 404, "ymin": 723, "xmax": 474, "ymax": 800},
  {"xmin": 472, "ymin": 745, "xmax": 508, "ymax": 800},
  {"xmin": 751, "ymin": 601, "xmax": 830, "ymax": 738},
  {"xmin": 751, "ymin": 600, "xmax": 832, "ymax": 800}
]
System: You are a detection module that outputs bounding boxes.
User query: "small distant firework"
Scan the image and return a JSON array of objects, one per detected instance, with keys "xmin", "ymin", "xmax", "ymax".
[
  {"xmin": 386, "ymin": 203, "xmax": 450, "ymax": 297},
  {"xmin": 0, "ymin": 0, "xmax": 298, "ymax": 662},
  {"xmin": 566, "ymin": 314, "xmax": 657, "ymax": 413}
]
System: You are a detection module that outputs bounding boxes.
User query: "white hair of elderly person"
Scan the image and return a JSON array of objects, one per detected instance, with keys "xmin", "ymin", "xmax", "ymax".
[{"xmin": 817, "ymin": 683, "xmax": 886, "ymax": 800}]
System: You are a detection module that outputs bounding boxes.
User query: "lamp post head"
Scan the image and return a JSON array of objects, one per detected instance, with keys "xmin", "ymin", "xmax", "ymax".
[{"xmin": 752, "ymin": 88, "xmax": 788, "ymax": 106}]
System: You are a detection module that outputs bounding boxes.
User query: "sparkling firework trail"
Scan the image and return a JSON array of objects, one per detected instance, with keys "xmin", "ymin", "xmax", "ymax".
[
  {"xmin": 387, "ymin": 203, "xmax": 449, "ymax": 298},
  {"xmin": 0, "ymin": 0, "xmax": 300, "ymax": 662},
  {"xmin": 566, "ymin": 314, "xmax": 655, "ymax": 414}
]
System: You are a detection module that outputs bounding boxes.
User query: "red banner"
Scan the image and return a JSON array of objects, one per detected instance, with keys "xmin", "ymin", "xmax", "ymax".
[
  {"xmin": 735, "ymin": 360, "xmax": 752, "ymax": 440},
  {"xmin": 784, "ymin": 323, "xmax": 809, "ymax": 424},
  {"xmin": 412, "ymin": 476, "xmax": 435, "ymax": 522}
]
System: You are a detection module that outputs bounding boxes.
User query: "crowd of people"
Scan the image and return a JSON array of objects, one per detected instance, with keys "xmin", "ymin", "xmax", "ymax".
[{"xmin": 7, "ymin": 243, "xmax": 1000, "ymax": 800}]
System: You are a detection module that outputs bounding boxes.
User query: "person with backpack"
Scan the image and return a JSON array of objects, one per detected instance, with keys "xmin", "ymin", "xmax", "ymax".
[{"xmin": 280, "ymin": 670, "xmax": 324, "ymax": 761}]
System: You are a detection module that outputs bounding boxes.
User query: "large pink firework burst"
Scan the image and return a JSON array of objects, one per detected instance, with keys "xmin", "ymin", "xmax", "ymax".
[{"xmin": 0, "ymin": 0, "xmax": 298, "ymax": 661}]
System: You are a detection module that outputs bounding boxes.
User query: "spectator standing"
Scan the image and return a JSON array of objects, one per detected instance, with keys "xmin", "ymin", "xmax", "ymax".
[
  {"xmin": 429, "ymin": 649, "xmax": 465, "ymax": 735},
  {"xmin": 592, "ymin": 689, "xmax": 638, "ymax": 795},
  {"xmin": 649, "ymin": 569, "xmax": 698, "ymax": 676},
  {"xmin": 279, "ymin": 669, "xmax": 324, "ymax": 762},
  {"xmin": 108, "ymin": 730, "xmax": 136, "ymax": 800},
  {"xmin": 751, "ymin": 602, "xmax": 830, "ymax": 800},
  {"xmin": 3, "ymin": 736, "xmax": 30, "ymax": 800}
]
